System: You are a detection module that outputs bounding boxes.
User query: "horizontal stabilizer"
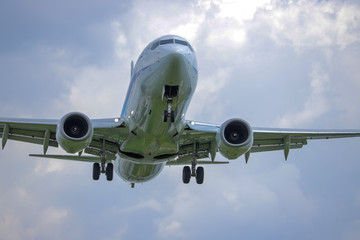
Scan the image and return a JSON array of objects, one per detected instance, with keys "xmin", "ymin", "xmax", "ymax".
[
  {"xmin": 29, "ymin": 154, "xmax": 104, "ymax": 163},
  {"xmin": 166, "ymin": 160, "xmax": 229, "ymax": 166}
]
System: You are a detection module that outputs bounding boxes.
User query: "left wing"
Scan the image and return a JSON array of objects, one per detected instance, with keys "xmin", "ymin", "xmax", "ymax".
[
  {"xmin": 173, "ymin": 120, "xmax": 360, "ymax": 164},
  {"xmin": 0, "ymin": 117, "xmax": 127, "ymax": 162}
]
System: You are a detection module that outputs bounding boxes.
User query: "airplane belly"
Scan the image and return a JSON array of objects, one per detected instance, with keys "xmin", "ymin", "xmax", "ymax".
[{"xmin": 114, "ymin": 155, "xmax": 166, "ymax": 183}]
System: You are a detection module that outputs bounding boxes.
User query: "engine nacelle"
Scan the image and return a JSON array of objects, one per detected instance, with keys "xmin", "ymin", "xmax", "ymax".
[
  {"xmin": 56, "ymin": 112, "xmax": 93, "ymax": 153},
  {"xmin": 216, "ymin": 118, "xmax": 253, "ymax": 160}
]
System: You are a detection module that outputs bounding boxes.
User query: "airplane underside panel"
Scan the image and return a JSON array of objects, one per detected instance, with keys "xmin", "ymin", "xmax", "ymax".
[{"xmin": 114, "ymin": 156, "xmax": 166, "ymax": 183}]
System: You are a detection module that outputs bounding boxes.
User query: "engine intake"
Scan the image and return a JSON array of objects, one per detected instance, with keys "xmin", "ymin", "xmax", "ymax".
[
  {"xmin": 217, "ymin": 118, "xmax": 253, "ymax": 159},
  {"xmin": 56, "ymin": 112, "xmax": 93, "ymax": 153}
]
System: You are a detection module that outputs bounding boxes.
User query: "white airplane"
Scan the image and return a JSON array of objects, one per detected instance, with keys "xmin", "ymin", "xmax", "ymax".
[{"xmin": 1, "ymin": 35, "xmax": 360, "ymax": 187}]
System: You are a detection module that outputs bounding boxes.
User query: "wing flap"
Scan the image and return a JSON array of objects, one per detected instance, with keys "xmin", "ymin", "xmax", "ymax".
[
  {"xmin": 7, "ymin": 135, "xmax": 58, "ymax": 148},
  {"xmin": 251, "ymin": 143, "xmax": 303, "ymax": 153}
]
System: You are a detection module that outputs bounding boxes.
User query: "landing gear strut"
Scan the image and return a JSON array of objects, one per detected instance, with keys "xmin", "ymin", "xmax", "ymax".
[
  {"xmin": 163, "ymin": 99, "xmax": 175, "ymax": 122},
  {"xmin": 92, "ymin": 139, "xmax": 114, "ymax": 181},
  {"xmin": 182, "ymin": 161, "xmax": 204, "ymax": 184},
  {"xmin": 163, "ymin": 85, "xmax": 178, "ymax": 123}
]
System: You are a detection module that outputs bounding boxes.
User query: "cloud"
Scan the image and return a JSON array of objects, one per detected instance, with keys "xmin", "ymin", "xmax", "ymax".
[
  {"xmin": 33, "ymin": 159, "xmax": 65, "ymax": 175},
  {"xmin": 253, "ymin": 0, "xmax": 360, "ymax": 52},
  {"xmin": 1, "ymin": 0, "xmax": 360, "ymax": 240},
  {"xmin": 157, "ymin": 221, "xmax": 183, "ymax": 238},
  {"xmin": 119, "ymin": 198, "xmax": 163, "ymax": 213},
  {"xmin": 276, "ymin": 64, "xmax": 330, "ymax": 127}
]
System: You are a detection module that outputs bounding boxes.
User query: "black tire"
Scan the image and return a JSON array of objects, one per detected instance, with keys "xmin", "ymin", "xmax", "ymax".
[
  {"xmin": 170, "ymin": 111, "xmax": 175, "ymax": 122},
  {"xmin": 106, "ymin": 163, "xmax": 114, "ymax": 181},
  {"xmin": 196, "ymin": 166, "xmax": 204, "ymax": 184},
  {"xmin": 164, "ymin": 110, "xmax": 168, "ymax": 122},
  {"xmin": 93, "ymin": 163, "xmax": 100, "ymax": 180},
  {"xmin": 182, "ymin": 166, "xmax": 191, "ymax": 184}
]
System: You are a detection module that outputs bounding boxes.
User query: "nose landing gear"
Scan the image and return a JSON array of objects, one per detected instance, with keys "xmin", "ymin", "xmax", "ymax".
[
  {"xmin": 163, "ymin": 85, "xmax": 178, "ymax": 123},
  {"xmin": 163, "ymin": 99, "xmax": 175, "ymax": 122}
]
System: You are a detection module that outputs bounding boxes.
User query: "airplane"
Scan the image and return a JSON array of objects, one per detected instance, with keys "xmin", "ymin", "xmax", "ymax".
[{"xmin": 1, "ymin": 35, "xmax": 360, "ymax": 187}]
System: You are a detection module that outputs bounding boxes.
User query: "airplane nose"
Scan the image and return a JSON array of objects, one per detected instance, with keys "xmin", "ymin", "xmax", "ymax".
[
  {"xmin": 162, "ymin": 52, "xmax": 188, "ymax": 86},
  {"xmin": 166, "ymin": 52, "xmax": 187, "ymax": 67}
]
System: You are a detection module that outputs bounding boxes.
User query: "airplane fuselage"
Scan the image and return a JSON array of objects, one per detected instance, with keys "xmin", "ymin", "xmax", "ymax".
[{"xmin": 114, "ymin": 35, "xmax": 198, "ymax": 183}]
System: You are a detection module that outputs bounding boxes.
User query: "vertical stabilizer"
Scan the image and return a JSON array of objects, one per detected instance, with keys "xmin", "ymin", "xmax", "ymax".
[{"xmin": 131, "ymin": 60, "xmax": 134, "ymax": 78}]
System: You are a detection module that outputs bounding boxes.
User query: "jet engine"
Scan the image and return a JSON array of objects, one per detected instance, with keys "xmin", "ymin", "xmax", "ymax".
[
  {"xmin": 56, "ymin": 112, "xmax": 93, "ymax": 153},
  {"xmin": 216, "ymin": 118, "xmax": 253, "ymax": 160}
]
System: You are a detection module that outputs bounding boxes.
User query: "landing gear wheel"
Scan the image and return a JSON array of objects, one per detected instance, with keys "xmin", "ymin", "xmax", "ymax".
[
  {"xmin": 182, "ymin": 166, "xmax": 191, "ymax": 184},
  {"xmin": 196, "ymin": 166, "xmax": 204, "ymax": 184},
  {"xmin": 106, "ymin": 163, "xmax": 114, "ymax": 181},
  {"xmin": 93, "ymin": 163, "xmax": 100, "ymax": 180},
  {"xmin": 163, "ymin": 110, "xmax": 168, "ymax": 122},
  {"xmin": 170, "ymin": 111, "xmax": 175, "ymax": 122}
]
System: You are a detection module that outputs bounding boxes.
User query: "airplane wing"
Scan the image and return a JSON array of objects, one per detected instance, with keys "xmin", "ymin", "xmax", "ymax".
[
  {"xmin": 2, "ymin": 117, "xmax": 360, "ymax": 165},
  {"xmin": 0, "ymin": 117, "xmax": 127, "ymax": 162},
  {"xmin": 172, "ymin": 120, "xmax": 360, "ymax": 164}
]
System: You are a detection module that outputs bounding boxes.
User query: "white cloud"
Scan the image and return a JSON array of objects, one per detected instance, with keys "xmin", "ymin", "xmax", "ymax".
[
  {"xmin": 157, "ymin": 221, "xmax": 184, "ymax": 238},
  {"xmin": 33, "ymin": 159, "xmax": 65, "ymax": 175},
  {"xmin": 119, "ymin": 198, "xmax": 163, "ymax": 212},
  {"xmin": 253, "ymin": 1, "xmax": 360, "ymax": 52},
  {"xmin": 55, "ymin": 65, "xmax": 126, "ymax": 118},
  {"xmin": 276, "ymin": 64, "xmax": 330, "ymax": 127},
  {"xmin": 217, "ymin": 0, "xmax": 271, "ymax": 21}
]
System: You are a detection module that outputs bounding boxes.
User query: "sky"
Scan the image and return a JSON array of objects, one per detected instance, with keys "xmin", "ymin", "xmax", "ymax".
[{"xmin": 0, "ymin": 0, "xmax": 360, "ymax": 239}]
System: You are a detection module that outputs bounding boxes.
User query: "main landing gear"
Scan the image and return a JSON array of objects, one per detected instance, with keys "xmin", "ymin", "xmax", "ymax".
[
  {"xmin": 93, "ymin": 140, "xmax": 114, "ymax": 181},
  {"xmin": 182, "ymin": 161, "xmax": 204, "ymax": 184},
  {"xmin": 92, "ymin": 159, "xmax": 114, "ymax": 181}
]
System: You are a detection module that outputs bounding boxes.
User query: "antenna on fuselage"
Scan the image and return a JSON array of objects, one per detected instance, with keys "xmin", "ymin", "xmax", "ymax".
[{"xmin": 131, "ymin": 60, "xmax": 134, "ymax": 78}]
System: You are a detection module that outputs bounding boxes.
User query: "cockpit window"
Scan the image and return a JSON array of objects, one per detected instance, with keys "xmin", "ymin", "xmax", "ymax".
[
  {"xmin": 160, "ymin": 39, "xmax": 174, "ymax": 45},
  {"xmin": 174, "ymin": 39, "xmax": 188, "ymax": 46},
  {"xmin": 150, "ymin": 38, "xmax": 195, "ymax": 52},
  {"xmin": 151, "ymin": 41, "xmax": 159, "ymax": 50},
  {"xmin": 188, "ymin": 43, "xmax": 194, "ymax": 52}
]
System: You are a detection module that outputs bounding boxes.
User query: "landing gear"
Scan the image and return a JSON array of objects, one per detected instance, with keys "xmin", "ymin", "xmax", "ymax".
[
  {"xmin": 163, "ymin": 99, "xmax": 175, "ymax": 123},
  {"xmin": 182, "ymin": 166, "xmax": 191, "ymax": 184},
  {"xmin": 93, "ymin": 139, "xmax": 114, "ymax": 181},
  {"xmin": 93, "ymin": 163, "xmax": 100, "ymax": 180},
  {"xmin": 106, "ymin": 163, "xmax": 113, "ymax": 181},
  {"xmin": 182, "ymin": 162, "xmax": 204, "ymax": 184},
  {"xmin": 163, "ymin": 85, "xmax": 178, "ymax": 123},
  {"xmin": 163, "ymin": 110, "xmax": 175, "ymax": 122},
  {"xmin": 196, "ymin": 167, "xmax": 204, "ymax": 184},
  {"xmin": 92, "ymin": 162, "xmax": 113, "ymax": 181}
]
